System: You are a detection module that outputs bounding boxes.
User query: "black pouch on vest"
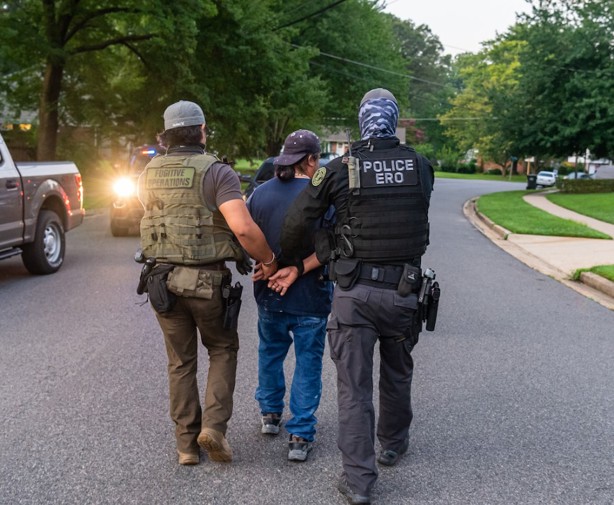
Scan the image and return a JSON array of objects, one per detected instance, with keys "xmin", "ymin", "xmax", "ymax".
[
  {"xmin": 146, "ymin": 264, "xmax": 177, "ymax": 314},
  {"xmin": 314, "ymin": 229, "xmax": 335, "ymax": 264},
  {"xmin": 222, "ymin": 282, "xmax": 243, "ymax": 331},
  {"xmin": 334, "ymin": 258, "xmax": 361, "ymax": 291},
  {"xmin": 397, "ymin": 264, "xmax": 422, "ymax": 297}
]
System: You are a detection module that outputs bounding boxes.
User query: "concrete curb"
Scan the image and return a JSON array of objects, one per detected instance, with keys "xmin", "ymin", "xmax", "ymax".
[
  {"xmin": 465, "ymin": 198, "xmax": 614, "ymax": 310},
  {"xmin": 580, "ymin": 272, "xmax": 614, "ymax": 298}
]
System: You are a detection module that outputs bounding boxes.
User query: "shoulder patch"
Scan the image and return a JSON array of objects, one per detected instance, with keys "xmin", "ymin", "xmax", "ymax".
[{"xmin": 312, "ymin": 167, "xmax": 327, "ymax": 186}]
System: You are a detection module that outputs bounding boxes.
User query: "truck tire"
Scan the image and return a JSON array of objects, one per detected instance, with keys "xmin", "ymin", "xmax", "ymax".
[
  {"xmin": 21, "ymin": 210, "xmax": 66, "ymax": 274},
  {"xmin": 110, "ymin": 218, "xmax": 129, "ymax": 237}
]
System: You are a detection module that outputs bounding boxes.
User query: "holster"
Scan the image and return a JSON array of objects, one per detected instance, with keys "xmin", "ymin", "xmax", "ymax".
[
  {"xmin": 222, "ymin": 282, "xmax": 243, "ymax": 331},
  {"xmin": 145, "ymin": 264, "xmax": 177, "ymax": 314}
]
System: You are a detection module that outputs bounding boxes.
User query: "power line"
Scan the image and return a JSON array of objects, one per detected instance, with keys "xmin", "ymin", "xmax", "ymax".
[
  {"xmin": 275, "ymin": 0, "xmax": 348, "ymax": 31},
  {"xmin": 292, "ymin": 43, "xmax": 449, "ymax": 87}
]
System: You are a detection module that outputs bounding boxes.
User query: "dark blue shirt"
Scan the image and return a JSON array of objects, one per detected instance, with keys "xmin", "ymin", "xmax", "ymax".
[{"xmin": 247, "ymin": 177, "xmax": 333, "ymax": 317}]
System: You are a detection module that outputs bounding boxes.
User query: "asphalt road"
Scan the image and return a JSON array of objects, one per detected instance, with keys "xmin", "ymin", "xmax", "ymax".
[{"xmin": 1, "ymin": 179, "xmax": 612, "ymax": 505}]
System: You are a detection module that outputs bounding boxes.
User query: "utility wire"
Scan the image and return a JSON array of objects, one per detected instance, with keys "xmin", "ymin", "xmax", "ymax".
[
  {"xmin": 275, "ymin": 0, "xmax": 348, "ymax": 31},
  {"xmin": 293, "ymin": 43, "xmax": 448, "ymax": 87}
]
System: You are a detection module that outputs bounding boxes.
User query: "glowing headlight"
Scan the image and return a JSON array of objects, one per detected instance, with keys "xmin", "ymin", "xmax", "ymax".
[{"xmin": 113, "ymin": 177, "xmax": 136, "ymax": 197}]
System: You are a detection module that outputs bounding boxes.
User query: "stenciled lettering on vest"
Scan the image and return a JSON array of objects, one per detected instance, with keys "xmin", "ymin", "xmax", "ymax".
[
  {"xmin": 145, "ymin": 166, "xmax": 196, "ymax": 189},
  {"xmin": 360, "ymin": 158, "xmax": 417, "ymax": 187}
]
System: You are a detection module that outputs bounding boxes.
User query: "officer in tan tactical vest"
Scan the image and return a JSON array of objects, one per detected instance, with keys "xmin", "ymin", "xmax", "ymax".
[{"xmin": 137, "ymin": 100, "xmax": 278, "ymax": 466}]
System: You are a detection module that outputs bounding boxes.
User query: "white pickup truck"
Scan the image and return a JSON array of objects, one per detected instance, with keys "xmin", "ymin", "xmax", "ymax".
[{"xmin": 0, "ymin": 133, "xmax": 84, "ymax": 274}]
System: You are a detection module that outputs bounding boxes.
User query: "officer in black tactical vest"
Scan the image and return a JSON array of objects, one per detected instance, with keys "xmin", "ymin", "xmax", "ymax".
[
  {"xmin": 279, "ymin": 89, "xmax": 435, "ymax": 504},
  {"xmin": 137, "ymin": 100, "xmax": 278, "ymax": 466}
]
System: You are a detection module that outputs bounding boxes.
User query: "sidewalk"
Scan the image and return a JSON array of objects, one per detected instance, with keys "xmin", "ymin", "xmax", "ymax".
[{"xmin": 465, "ymin": 191, "xmax": 614, "ymax": 311}]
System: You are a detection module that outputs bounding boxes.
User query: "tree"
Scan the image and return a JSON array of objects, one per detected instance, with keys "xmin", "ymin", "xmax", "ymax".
[
  {"xmin": 0, "ymin": 0, "xmax": 216, "ymax": 160},
  {"xmin": 279, "ymin": 0, "xmax": 408, "ymax": 138},
  {"xmin": 511, "ymin": 0, "xmax": 614, "ymax": 159},
  {"xmin": 189, "ymin": 0, "xmax": 328, "ymax": 159},
  {"xmin": 389, "ymin": 15, "xmax": 454, "ymax": 149},
  {"xmin": 440, "ymin": 36, "xmax": 525, "ymax": 168}
]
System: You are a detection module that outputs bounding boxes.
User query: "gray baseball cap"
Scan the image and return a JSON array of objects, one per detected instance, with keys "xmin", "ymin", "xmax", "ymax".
[
  {"xmin": 163, "ymin": 100, "xmax": 206, "ymax": 130},
  {"xmin": 274, "ymin": 130, "xmax": 321, "ymax": 166},
  {"xmin": 360, "ymin": 88, "xmax": 398, "ymax": 106}
]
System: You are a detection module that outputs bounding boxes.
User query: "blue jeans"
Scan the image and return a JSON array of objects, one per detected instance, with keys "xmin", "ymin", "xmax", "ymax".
[{"xmin": 255, "ymin": 308, "xmax": 327, "ymax": 442}]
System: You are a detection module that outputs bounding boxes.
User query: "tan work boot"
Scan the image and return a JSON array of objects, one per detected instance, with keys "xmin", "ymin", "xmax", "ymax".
[
  {"xmin": 177, "ymin": 450, "xmax": 199, "ymax": 465},
  {"xmin": 197, "ymin": 428, "xmax": 233, "ymax": 463}
]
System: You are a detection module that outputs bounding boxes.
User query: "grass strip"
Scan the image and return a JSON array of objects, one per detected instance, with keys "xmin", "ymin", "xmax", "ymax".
[
  {"xmin": 477, "ymin": 191, "xmax": 610, "ymax": 239},
  {"xmin": 572, "ymin": 265, "xmax": 614, "ymax": 282},
  {"xmin": 547, "ymin": 193, "xmax": 614, "ymax": 225}
]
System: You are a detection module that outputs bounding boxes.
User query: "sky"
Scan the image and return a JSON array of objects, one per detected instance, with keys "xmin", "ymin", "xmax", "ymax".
[{"xmin": 383, "ymin": 0, "xmax": 531, "ymax": 55}]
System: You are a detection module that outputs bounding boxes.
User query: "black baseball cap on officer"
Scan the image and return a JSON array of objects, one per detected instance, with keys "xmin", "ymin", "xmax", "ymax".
[
  {"xmin": 163, "ymin": 100, "xmax": 206, "ymax": 130},
  {"xmin": 274, "ymin": 129, "xmax": 320, "ymax": 166}
]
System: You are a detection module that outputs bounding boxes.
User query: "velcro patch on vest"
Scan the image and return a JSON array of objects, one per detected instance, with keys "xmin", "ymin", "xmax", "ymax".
[
  {"xmin": 145, "ymin": 167, "xmax": 196, "ymax": 189},
  {"xmin": 360, "ymin": 156, "xmax": 418, "ymax": 188}
]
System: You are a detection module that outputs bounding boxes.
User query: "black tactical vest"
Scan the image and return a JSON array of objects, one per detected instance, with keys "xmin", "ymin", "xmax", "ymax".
[{"xmin": 336, "ymin": 143, "xmax": 429, "ymax": 263}]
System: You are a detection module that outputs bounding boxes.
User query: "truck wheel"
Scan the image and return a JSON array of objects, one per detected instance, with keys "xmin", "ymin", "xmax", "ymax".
[
  {"xmin": 110, "ymin": 219, "xmax": 129, "ymax": 237},
  {"xmin": 21, "ymin": 210, "xmax": 66, "ymax": 274}
]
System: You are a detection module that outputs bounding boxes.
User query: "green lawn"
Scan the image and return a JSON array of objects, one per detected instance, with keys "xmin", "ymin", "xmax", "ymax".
[
  {"xmin": 573, "ymin": 265, "xmax": 614, "ymax": 282},
  {"xmin": 547, "ymin": 192, "xmax": 614, "ymax": 224},
  {"xmin": 477, "ymin": 190, "xmax": 610, "ymax": 239}
]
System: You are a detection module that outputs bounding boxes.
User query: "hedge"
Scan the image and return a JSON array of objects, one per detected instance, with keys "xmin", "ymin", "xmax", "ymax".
[{"xmin": 557, "ymin": 179, "xmax": 614, "ymax": 193}]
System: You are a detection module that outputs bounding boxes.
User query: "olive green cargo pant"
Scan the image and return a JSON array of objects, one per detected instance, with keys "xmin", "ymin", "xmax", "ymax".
[{"xmin": 155, "ymin": 289, "xmax": 239, "ymax": 454}]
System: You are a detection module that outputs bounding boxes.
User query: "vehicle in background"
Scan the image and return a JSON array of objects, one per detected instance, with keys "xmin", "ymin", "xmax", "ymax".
[
  {"xmin": 0, "ymin": 132, "xmax": 84, "ymax": 274},
  {"xmin": 320, "ymin": 152, "xmax": 339, "ymax": 165},
  {"xmin": 243, "ymin": 157, "xmax": 275, "ymax": 200},
  {"xmin": 593, "ymin": 165, "xmax": 614, "ymax": 179},
  {"xmin": 110, "ymin": 144, "xmax": 158, "ymax": 236},
  {"xmin": 536, "ymin": 170, "xmax": 557, "ymax": 187},
  {"xmin": 564, "ymin": 172, "xmax": 593, "ymax": 180}
]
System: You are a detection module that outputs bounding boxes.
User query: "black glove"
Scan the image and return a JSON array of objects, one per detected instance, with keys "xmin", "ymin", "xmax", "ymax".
[{"xmin": 236, "ymin": 248, "xmax": 253, "ymax": 276}]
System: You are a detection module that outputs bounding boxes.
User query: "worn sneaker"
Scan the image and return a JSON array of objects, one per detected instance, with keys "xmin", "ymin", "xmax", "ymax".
[
  {"xmin": 287, "ymin": 434, "xmax": 313, "ymax": 462},
  {"xmin": 197, "ymin": 428, "xmax": 233, "ymax": 463},
  {"xmin": 261, "ymin": 412, "xmax": 282, "ymax": 435},
  {"xmin": 377, "ymin": 436, "xmax": 409, "ymax": 466}
]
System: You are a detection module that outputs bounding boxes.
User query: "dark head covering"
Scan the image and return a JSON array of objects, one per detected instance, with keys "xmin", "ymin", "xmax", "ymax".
[
  {"xmin": 274, "ymin": 130, "xmax": 320, "ymax": 166},
  {"xmin": 358, "ymin": 88, "xmax": 399, "ymax": 140}
]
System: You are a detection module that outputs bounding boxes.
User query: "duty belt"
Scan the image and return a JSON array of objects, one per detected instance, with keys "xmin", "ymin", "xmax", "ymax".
[
  {"xmin": 198, "ymin": 261, "xmax": 227, "ymax": 271},
  {"xmin": 357, "ymin": 263, "xmax": 403, "ymax": 289},
  {"xmin": 164, "ymin": 260, "xmax": 227, "ymax": 271}
]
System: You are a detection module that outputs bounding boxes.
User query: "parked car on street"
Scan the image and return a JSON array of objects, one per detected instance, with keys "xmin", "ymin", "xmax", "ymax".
[
  {"xmin": 564, "ymin": 172, "xmax": 593, "ymax": 180},
  {"xmin": 0, "ymin": 133, "xmax": 84, "ymax": 274},
  {"xmin": 536, "ymin": 170, "xmax": 557, "ymax": 187}
]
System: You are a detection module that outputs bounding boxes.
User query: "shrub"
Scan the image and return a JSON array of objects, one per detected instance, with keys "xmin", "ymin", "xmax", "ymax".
[
  {"xmin": 558, "ymin": 179, "xmax": 614, "ymax": 193},
  {"xmin": 457, "ymin": 160, "xmax": 477, "ymax": 174}
]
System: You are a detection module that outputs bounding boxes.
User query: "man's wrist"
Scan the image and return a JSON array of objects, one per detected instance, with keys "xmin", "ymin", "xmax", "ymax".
[{"xmin": 262, "ymin": 252, "xmax": 276, "ymax": 266}]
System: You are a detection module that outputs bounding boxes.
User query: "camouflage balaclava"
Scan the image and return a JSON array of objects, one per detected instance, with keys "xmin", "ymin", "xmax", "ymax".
[{"xmin": 358, "ymin": 88, "xmax": 399, "ymax": 140}]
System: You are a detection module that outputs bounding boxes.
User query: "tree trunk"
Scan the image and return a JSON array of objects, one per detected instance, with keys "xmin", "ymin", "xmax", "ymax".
[{"xmin": 37, "ymin": 62, "xmax": 64, "ymax": 161}]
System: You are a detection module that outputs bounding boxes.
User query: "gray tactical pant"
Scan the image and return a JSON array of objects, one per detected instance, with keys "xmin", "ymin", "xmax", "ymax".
[{"xmin": 326, "ymin": 283, "xmax": 419, "ymax": 496}]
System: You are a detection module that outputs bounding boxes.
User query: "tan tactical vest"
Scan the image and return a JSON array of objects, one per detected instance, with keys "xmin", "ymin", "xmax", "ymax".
[{"xmin": 138, "ymin": 153, "xmax": 244, "ymax": 265}]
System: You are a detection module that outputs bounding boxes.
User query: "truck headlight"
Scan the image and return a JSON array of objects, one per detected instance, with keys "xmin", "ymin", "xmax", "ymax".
[{"xmin": 113, "ymin": 177, "xmax": 136, "ymax": 197}]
